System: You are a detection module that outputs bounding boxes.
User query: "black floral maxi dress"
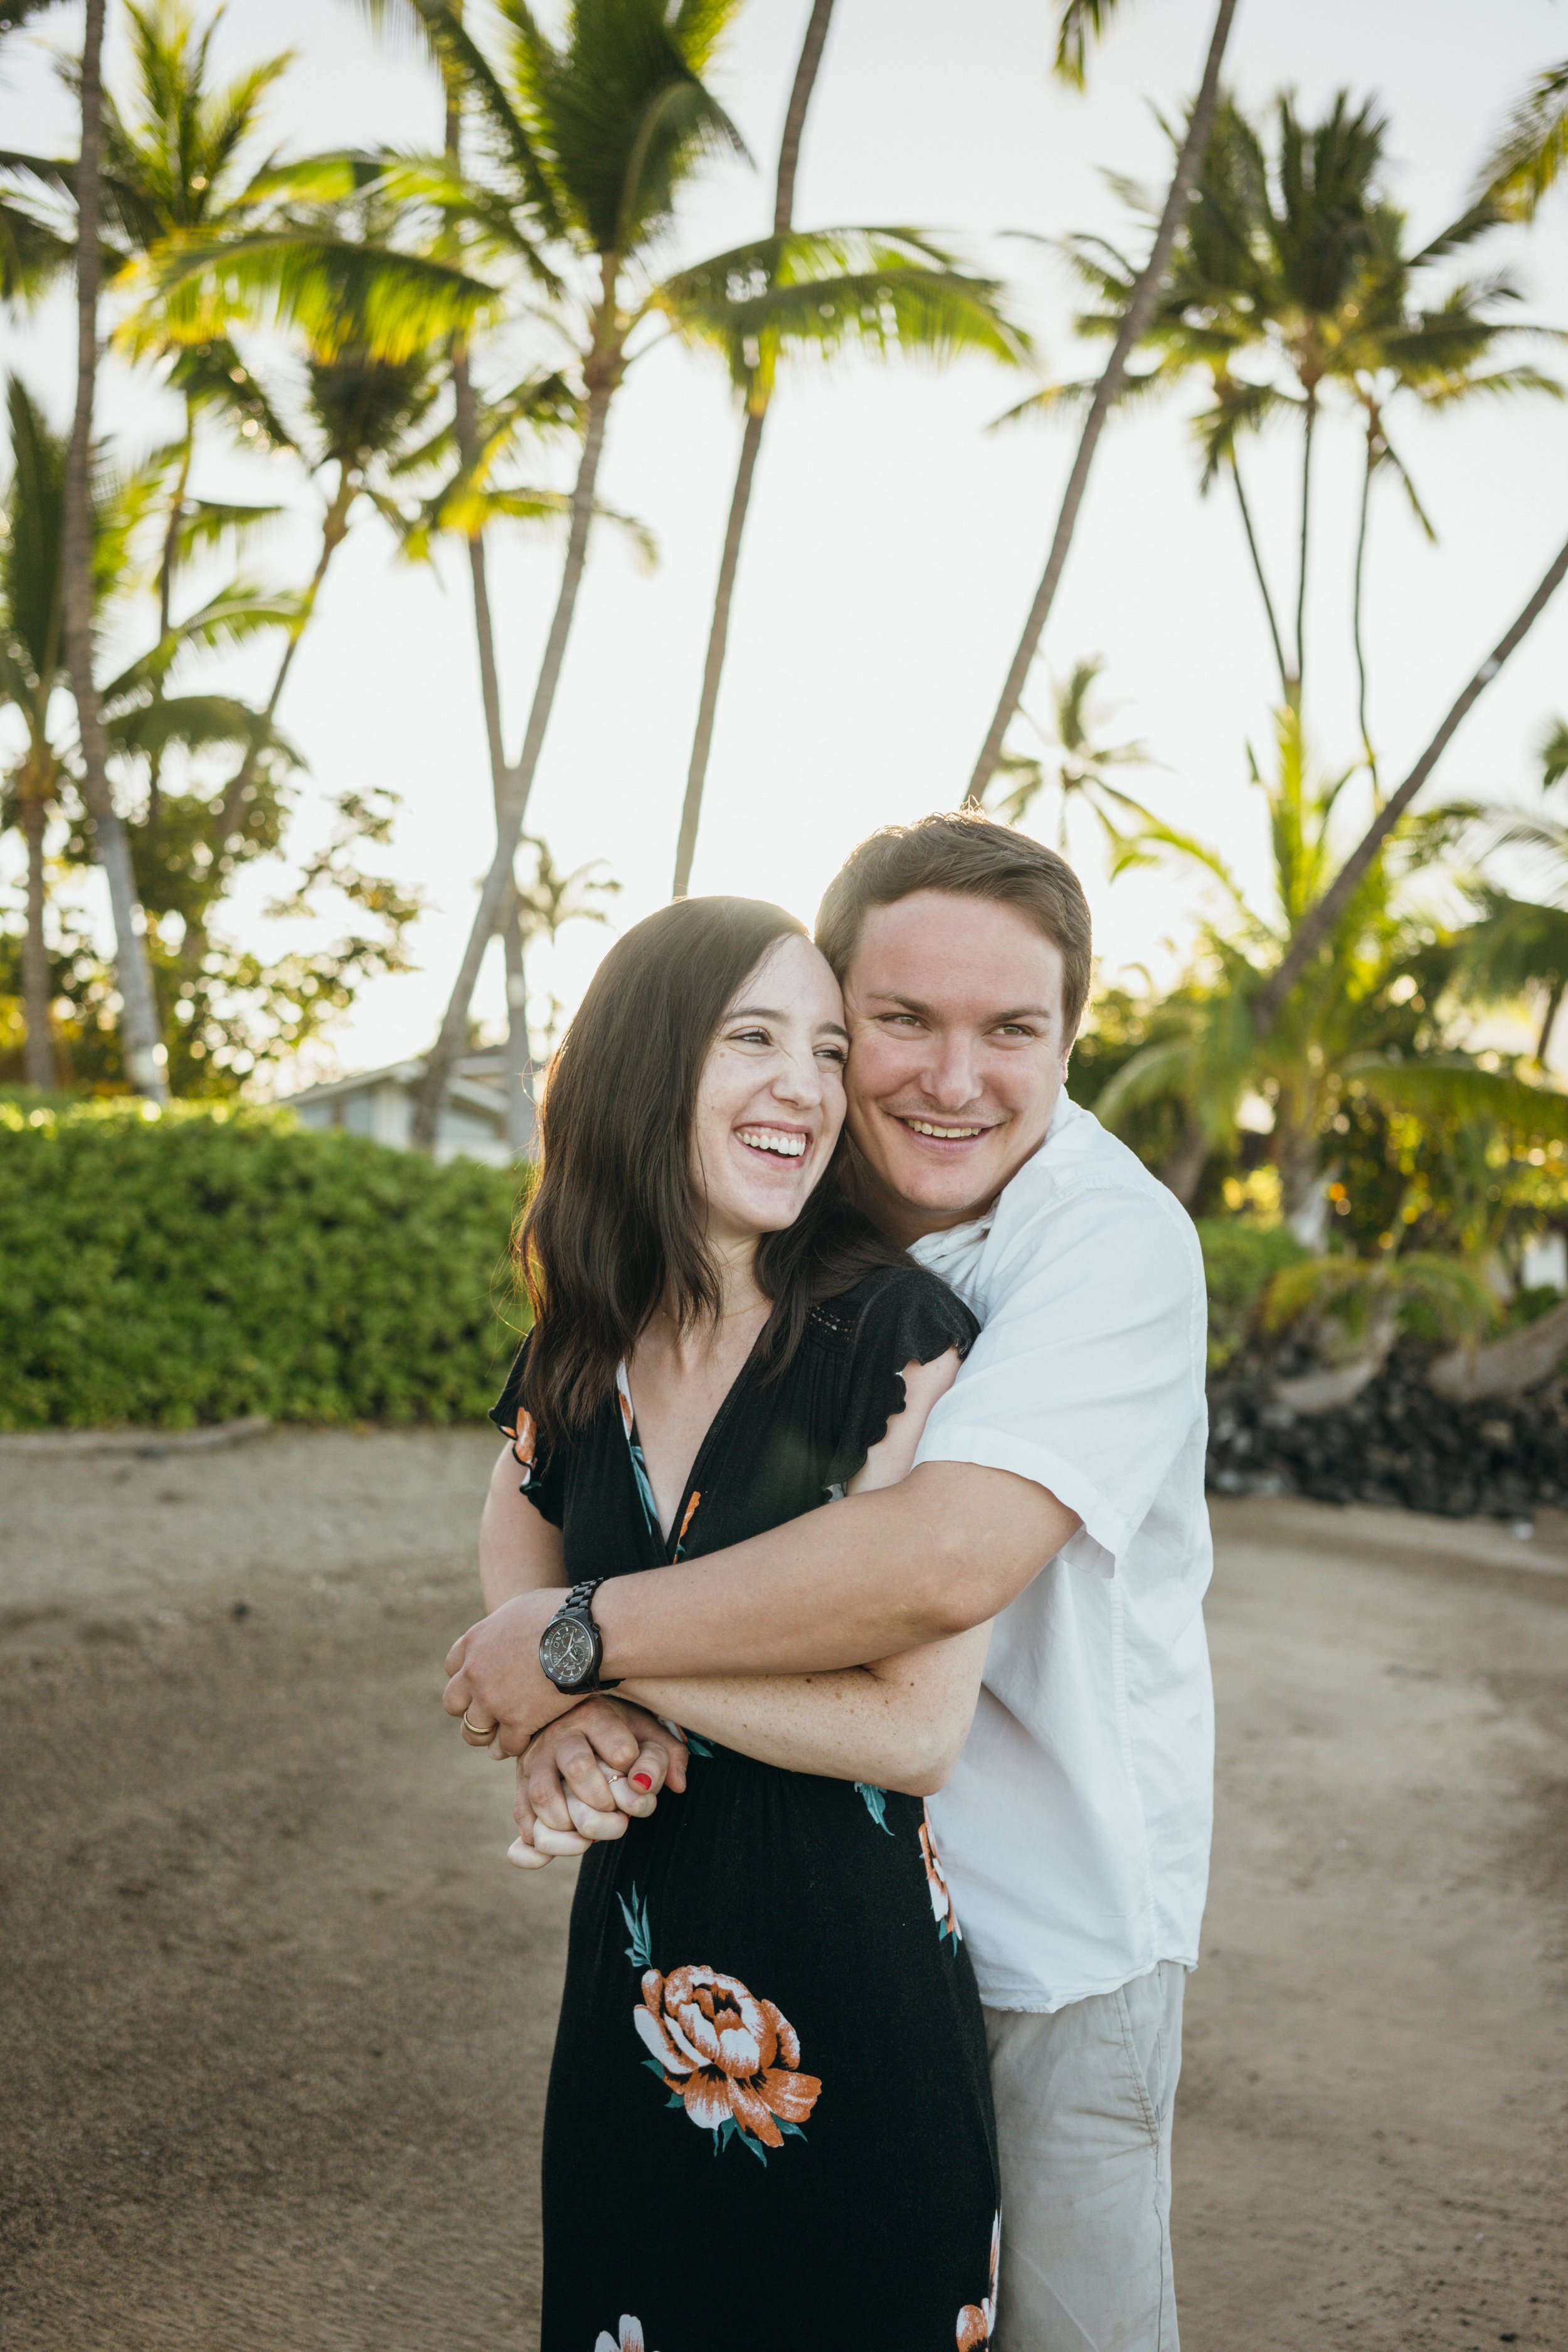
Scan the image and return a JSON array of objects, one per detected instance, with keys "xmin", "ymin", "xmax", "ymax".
[{"xmin": 490, "ymin": 1266, "xmax": 1002, "ymax": 2352}]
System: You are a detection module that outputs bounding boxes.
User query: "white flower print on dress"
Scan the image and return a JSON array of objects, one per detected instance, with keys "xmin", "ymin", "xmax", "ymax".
[{"xmin": 594, "ymin": 2319, "xmax": 648, "ymax": 2352}]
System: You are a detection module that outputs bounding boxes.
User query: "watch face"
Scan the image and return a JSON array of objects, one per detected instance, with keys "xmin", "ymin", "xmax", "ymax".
[{"xmin": 541, "ymin": 1613, "xmax": 596, "ymax": 1689}]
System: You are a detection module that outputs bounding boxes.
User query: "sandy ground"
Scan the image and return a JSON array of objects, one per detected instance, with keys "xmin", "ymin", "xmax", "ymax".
[{"xmin": 1, "ymin": 1431, "xmax": 1565, "ymax": 2350}]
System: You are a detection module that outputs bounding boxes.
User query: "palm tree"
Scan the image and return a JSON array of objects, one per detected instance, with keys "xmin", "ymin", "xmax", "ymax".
[
  {"xmin": 61, "ymin": 0, "xmax": 168, "ymax": 1097},
  {"xmin": 1094, "ymin": 711, "xmax": 1568, "ymax": 1226},
  {"xmin": 1038, "ymin": 93, "xmax": 1557, "ymax": 738},
  {"xmin": 100, "ymin": 1, "xmax": 297, "ymax": 645},
  {"xmin": 1253, "ymin": 524, "xmax": 1568, "ymax": 1039},
  {"xmin": 512, "ymin": 830, "xmax": 620, "ymax": 1063},
  {"xmin": 0, "ymin": 371, "xmax": 290, "ymax": 1091},
  {"xmin": 669, "ymin": 0, "xmax": 831, "ymax": 901},
  {"xmin": 1455, "ymin": 719, "xmax": 1568, "ymax": 1069},
  {"xmin": 666, "ymin": 1, "xmax": 1028, "ymax": 896},
  {"xmin": 1, "ymin": 376, "xmax": 68, "ymax": 1088},
  {"xmin": 980, "ymin": 654, "xmax": 1155, "ymax": 851},
  {"xmin": 400, "ymin": 0, "xmax": 1025, "ymax": 1146},
  {"xmin": 967, "ymin": 0, "xmax": 1240, "ymax": 800}
]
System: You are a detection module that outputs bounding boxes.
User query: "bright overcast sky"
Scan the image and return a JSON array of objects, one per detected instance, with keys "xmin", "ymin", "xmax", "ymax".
[{"xmin": 4, "ymin": 0, "xmax": 1567, "ymax": 1085}]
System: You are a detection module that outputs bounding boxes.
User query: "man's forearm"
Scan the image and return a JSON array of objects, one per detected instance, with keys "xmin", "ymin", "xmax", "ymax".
[{"xmin": 596, "ymin": 1459, "xmax": 1074, "ymax": 1680}]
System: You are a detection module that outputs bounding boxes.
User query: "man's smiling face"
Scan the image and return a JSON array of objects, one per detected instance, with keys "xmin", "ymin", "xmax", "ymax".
[{"xmin": 841, "ymin": 889, "xmax": 1074, "ymax": 1244}]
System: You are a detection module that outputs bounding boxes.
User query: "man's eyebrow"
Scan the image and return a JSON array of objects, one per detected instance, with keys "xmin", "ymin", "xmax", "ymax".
[{"xmin": 860, "ymin": 992, "xmax": 1054, "ymax": 1024}]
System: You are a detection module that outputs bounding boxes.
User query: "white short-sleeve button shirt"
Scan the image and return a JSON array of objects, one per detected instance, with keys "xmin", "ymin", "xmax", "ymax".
[{"xmin": 912, "ymin": 1094, "xmax": 1214, "ymax": 2013}]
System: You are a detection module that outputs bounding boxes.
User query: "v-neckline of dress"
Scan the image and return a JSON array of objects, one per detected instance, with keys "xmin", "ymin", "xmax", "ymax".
[{"xmin": 615, "ymin": 1335, "xmax": 763, "ymax": 1563}]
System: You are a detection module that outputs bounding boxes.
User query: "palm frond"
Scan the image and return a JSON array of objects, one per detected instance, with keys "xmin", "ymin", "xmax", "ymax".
[
  {"xmin": 134, "ymin": 228, "xmax": 501, "ymax": 364},
  {"xmin": 1088, "ymin": 1042, "xmax": 1187, "ymax": 1128},
  {"xmin": 1054, "ymin": 0, "xmax": 1125, "ymax": 92},
  {"xmin": 1478, "ymin": 58, "xmax": 1568, "ymax": 222},
  {"xmin": 105, "ymin": 691, "xmax": 299, "ymax": 766},
  {"xmin": 615, "ymin": 73, "xmax": 749, "ymax": 258},
  {"xmin": 1540, "ymin": 717, "xmax": 1568, "ymax": 790},
  {"xmin": 0, "ymin": 189, "xmax": 71, "ymax": 304},
  {"xmin": 1344, "ymin": 1052, "xmax": 1568, "ymax": 1141},
  {"xmin": 174, "ymin": 499, "xmax": 286, "ymax": 561}
]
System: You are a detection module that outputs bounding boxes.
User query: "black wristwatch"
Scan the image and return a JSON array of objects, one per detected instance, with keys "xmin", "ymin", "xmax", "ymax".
[{"xmin": 538, "ymin": 1579, "xmax": 620, "ymax": 1695}]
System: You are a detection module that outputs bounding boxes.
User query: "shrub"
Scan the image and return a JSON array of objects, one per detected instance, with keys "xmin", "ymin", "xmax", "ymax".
[
  {"xmin": 1194, "ymin": 1217, "xmax": 1310, "ymax": 1372},
  {"xmin": 0, "ymin": 1097, "xmax": 526, "ymax": 1430}
]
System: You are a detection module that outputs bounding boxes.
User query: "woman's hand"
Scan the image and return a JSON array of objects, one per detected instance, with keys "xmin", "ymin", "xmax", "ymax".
[{"xmin": 508, "ymin": 1697, "xmax": 689, "ymax": 1869}]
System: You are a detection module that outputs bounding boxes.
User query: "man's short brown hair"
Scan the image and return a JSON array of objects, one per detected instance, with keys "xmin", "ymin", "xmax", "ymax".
[{"xmin": 815, "ymin": 808, "xmax": 1094, "ymax": 1037}]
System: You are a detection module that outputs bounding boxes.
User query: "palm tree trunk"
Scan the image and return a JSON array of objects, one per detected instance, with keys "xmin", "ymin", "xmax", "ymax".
[
  {"xmin": 147, "ymin": 411, "xmax": 194, "ymax": 840},
  {"xmin": 670, "ymin": 403, "xmax": 766, "ymax": 896},
  {"xmin": 967, "ymin": 0, "xmax": 1239, "ymax": 798},
  {"xmin": 1539, "ymin": 975, "xmax": 1564, "ymax": 1069},
  {"xmin": 1293, "ymin": 385, "xmax": 1316, "ymax": 712},
  {"xmin": 500, "ymin": 879, "xmax": 535, "ymax": 1155},
  {"xmin": 1352, "ymin": 416, "xmax": 1377, "ymax": 792},
  {"xmin": 444, "ymin": 49, "xmax": 534, "ymax": 1157},
  {"xmin": 19, "ymin": 790, "xmax": 57, "ymax": 1093},
  {"xmin": 1231, "ymin": 456, "xmax": 1290, "ymax": 700},
  {"xmin": 1160, "ymin": 1111, "xmax": 1209, "ymax": 1207},
  {"xmin": 62, "ymin": 0, "xmax": 169, "ymax": 1102},
  {"xmin": 411, "ymin": 343, "xmax": 618, "ymax": 1154},
  {"xmin": 213, "ymin": 465, "xmax": 354, "ymax": 856},
  {"xmin": 1254, "ymin": 521, "xmax": 1568, "ymax": 1038},
  {"xmin": 669, "ymin": 0, "xmax": 837, "ymax": 898},
  {"xmin": 454, "ymin": 347, "xmax": 536, "ymax": 1155}
]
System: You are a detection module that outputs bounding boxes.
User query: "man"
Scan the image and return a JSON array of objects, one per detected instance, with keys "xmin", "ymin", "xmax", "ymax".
[{"xmin": 448, "ymin": 810, "xmax": 1212, "ymax": 2352}]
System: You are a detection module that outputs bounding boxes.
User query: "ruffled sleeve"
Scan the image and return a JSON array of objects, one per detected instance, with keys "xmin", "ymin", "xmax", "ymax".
[
  {"xmin": 487, "ymin": 1334, "xmax": 566, "ymax": 1526},
  {"xmin": 825, "ymin": 1267, "xmax": 980, "ymax": 1492}
]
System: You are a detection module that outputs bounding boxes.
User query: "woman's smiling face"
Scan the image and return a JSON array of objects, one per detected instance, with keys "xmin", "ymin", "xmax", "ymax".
[{"xmin": 691, "ymin": 932, "xmax": 850, "ymax": 1249}]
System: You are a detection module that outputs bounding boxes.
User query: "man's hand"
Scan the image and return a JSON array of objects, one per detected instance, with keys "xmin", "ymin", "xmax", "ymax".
[
  {"xmin": 509, "ymin": 1698, "xmax": 689, "ymax": 1868},
  {"xmin": 443, "ymin": 1587, "xmax": 580, "ymax": 1754}
]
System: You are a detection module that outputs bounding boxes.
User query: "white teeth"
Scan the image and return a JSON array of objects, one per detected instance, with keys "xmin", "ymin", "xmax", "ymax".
[
  {"xmin": 737, "ymin": 1127, "xmax": 807, "ymax": 1158},
  {"xmin": 906, "ymin": 1120, "xmax": 984, "ymax": 1140}
]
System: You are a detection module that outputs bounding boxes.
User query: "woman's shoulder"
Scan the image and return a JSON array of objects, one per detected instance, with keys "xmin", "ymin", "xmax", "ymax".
[{"xmin": 808, "ymin": 1261, "xmax": 979, "ymax": 1362}]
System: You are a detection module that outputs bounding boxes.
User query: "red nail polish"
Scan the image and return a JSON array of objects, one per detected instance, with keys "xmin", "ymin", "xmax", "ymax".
[{"xmin": 631, "ymin": 1772, "xmax": 653, "ymax": 1791}]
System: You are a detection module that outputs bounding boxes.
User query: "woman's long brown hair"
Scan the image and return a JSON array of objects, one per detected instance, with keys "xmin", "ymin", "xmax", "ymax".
[{"xmin": 517, "ymin": 896, "xmax": 908, "ymax": 1439}]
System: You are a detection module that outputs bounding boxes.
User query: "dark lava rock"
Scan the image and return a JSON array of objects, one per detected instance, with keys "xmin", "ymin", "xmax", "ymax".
[{"xmin": 1207, "ymin": 1340, "xmax": 1568, "ymax": 1517}]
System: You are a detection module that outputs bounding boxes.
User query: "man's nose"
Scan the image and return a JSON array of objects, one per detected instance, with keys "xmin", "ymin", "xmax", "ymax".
[{"xmin": 922, "ymin": 1036, "xmax": 982, "ymax": 1110}]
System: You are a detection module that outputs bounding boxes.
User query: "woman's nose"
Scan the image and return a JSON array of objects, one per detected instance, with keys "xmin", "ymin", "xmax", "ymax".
[{"xmin": 771, "ymin": 1048, "xmax": 822, "ymax": 1106}]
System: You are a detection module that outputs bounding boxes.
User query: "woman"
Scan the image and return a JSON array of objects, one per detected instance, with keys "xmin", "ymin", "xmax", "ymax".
[{"xmin": 480, "ymin": 897, "xmax": 1000, "ymax": 2351}]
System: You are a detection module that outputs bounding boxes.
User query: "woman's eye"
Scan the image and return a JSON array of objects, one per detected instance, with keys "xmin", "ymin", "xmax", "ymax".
[
  {"xmin": 730, "ymin": 1027, "xmax": 771, "ymax": 1046},
  {"xmin": 816, "ymin": 1046, "xmax": 847, "ymax": 1067}
]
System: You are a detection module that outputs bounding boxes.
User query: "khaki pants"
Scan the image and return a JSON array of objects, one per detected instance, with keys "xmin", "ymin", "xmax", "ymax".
[{"xmin": 984, "ymin": 1961, "xmax": 1185, "ymax": 2352}]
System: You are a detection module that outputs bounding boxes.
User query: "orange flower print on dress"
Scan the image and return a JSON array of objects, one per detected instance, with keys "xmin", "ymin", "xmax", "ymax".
[
  {"xmin": 504, "ymin": 1407, "xmax": 538, "ymax": 1489},
  {"xmin": 956, "ymin": 2212, "xmax": 1000, "ymax": 2349},
  {"xmin": 594, "ymin": 2321, "xmax": 650, "ymax": 2352},
  {"xmin": 921, "ymin": 1808, "xmax": 962, "ymax": 1947},
  {"xmin": 635, "ymin": 1963, "xmax": 821, "ymax": 2162}
]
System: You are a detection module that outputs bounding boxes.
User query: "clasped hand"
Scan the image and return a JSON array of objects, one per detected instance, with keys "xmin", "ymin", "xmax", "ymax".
[{"xmin": 506, "ymin": 1695, "xmax": 689, "ymax": 1871}]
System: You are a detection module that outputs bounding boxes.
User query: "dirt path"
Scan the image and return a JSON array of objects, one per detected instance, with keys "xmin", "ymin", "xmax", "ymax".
[{"xmin": 2, "ymin": 1436, "xmax": 1565, "ymax": 2349}]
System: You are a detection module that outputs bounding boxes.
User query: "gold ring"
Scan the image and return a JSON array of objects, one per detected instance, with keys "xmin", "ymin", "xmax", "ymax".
[{"xmin": 461, "ymin": 1711, "xmax": 498, "ymax": 1740}]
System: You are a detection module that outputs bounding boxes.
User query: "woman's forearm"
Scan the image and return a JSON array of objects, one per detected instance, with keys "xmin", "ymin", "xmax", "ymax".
[{"xmin": 621, "ymin": 1628, "xmax": 990, "ymax": 1799}]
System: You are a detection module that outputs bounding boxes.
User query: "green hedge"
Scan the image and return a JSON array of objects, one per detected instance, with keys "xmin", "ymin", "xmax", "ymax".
[
  {"xmin": 0, "ymin": 1098, "xmax": 1315, "ymax": 1430},
  {"xmin": 0, "ymin": 1098, "xmax": 526, "ymax": 1430}
]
